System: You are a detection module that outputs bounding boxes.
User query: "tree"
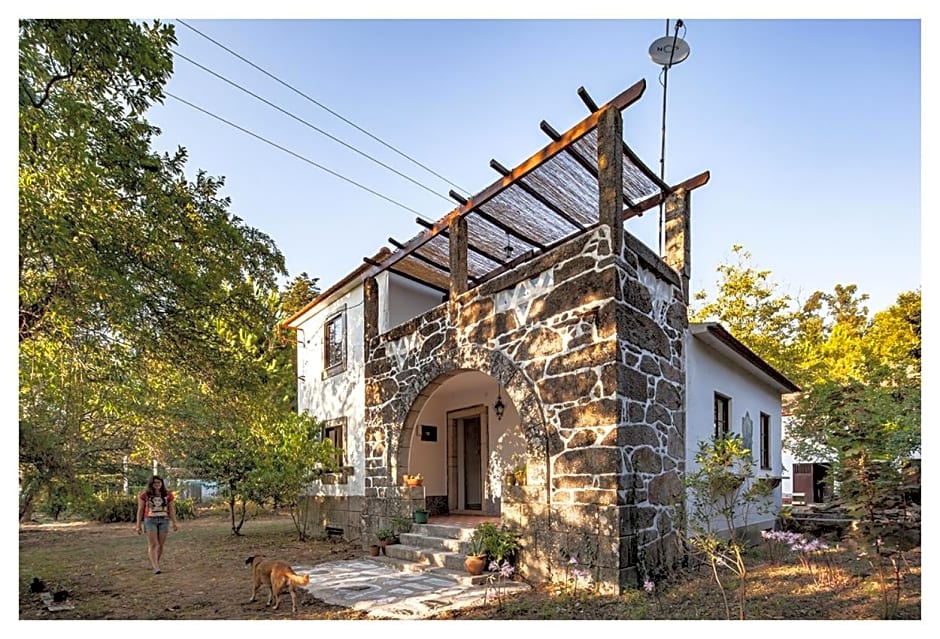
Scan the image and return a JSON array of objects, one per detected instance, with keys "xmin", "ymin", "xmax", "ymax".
[
  {"xmin": 680, "ymin": 434, "xmax": 775, "ymax": 620},
  {"xmin": 18, "ymin": 19, "xmax": 288, "ymax": 515},
  {"xmin": 691, "ymin": 245, "xmax": 800, "ymax": 382}
]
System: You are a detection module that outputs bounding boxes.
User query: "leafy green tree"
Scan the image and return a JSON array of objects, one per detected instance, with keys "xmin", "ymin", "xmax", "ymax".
[
  {"xmin": 18, "ymin": 19, "xmax": 291, "ymax": 515},
  {"xmin": 680, "ymin": 434, "xmax": 775, "ymax": 620},
  {"xmin": 691, "ymin": 245, "xmax": 800, "ymax": 382},
  {"xmin": 19, "ymin": 19, "xmax": 285, "ymax": 351}
]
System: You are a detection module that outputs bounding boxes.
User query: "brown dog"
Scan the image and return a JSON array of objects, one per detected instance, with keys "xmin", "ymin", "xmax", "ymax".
[{"xmin": 245, "ymin": 554, "xmax": 311, "ymax": 613}]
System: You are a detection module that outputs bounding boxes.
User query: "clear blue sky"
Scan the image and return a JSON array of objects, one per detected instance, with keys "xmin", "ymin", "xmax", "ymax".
[{"xmin": 141, "ymin": 16, "xmax": 921, "ymax": 316}]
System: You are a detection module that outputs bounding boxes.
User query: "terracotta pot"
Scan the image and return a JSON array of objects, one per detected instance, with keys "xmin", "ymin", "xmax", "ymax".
[
  {"xmin": 405, "ymin": 478, "xmax": 423, "ymax": 487},
  {"xmin": 368, "ymin": 545, "xmax": 380, "ymax": 557},
  {"xmin": 464, "ymin": 554, "xmax": 487, "ymax": 576}
]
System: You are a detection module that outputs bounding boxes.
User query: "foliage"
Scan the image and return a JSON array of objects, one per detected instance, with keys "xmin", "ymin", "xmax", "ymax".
[
  {"xmin": 484, "ymin": 559, "xmax": 516, "ymax": 608},
  {"xmin": 18, "ymin": 19, "xmax": 292, "ymax": 520},
  {"xmin": 693, "ymin": 248, "xmax": 920, "ymax": 619},
  {"xmin": 469, "ymin": 522, "xmax": 521, "ymax": 563},
  {"xmin": 691, "ymin": 245, "xmax": 801, "ymax": 382},
  {"xmin": 376, "ymin": 528, "xmax": 395, "ymax": 542},
  {"xmin": 680, "ymin": 434, "xmax": 775, "ymax": 620}
]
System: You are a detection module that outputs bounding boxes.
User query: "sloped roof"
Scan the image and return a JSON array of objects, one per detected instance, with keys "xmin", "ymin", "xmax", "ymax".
[{"xmin": 690, "ymin": 322, "xmax": 801, "ymax": 394}]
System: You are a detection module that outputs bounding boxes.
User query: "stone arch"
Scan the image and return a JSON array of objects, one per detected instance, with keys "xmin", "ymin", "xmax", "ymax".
[{"xmin": 394, "ymin": 343, "xmax": 554, "ymax": 493}]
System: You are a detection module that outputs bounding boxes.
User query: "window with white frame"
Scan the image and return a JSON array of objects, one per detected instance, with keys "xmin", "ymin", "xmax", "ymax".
[
  {"xmin": 323, "ymin": 310, "xmax": 346, "ymax": 376},
  {"xmin": 714, "ymin": 393, "xmax": 730, "ymax": 438}
]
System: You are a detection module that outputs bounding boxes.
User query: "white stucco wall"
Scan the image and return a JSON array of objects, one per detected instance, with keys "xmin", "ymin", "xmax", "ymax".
[
  {"xmin": 409, "ymin": 371, "xmax": 525, "ymax": 499},
  {"xmin": 378, "ymin": 271, "xmax": 443, "ymax": 334},
  {"xmin": 686, "ymin": 334, "xmax": 785, "ymax": 532},
  {"xmin": 293, "ymin": 283, "xmax": 366, "ymax": 496}
]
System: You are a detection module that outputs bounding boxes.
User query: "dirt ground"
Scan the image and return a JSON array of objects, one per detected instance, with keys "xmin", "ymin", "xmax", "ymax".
[
  {"xmin": 19, "ymin": 510, "xmax": 370, "ymax": 620},
  {"xmin": 19, "ymin": 509, "xmax": 921, "ymax": 621}
]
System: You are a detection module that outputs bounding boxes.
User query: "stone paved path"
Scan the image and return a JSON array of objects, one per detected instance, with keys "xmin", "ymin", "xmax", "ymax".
[{"xmin": 294, "ymin": 558, "xmax": 530, "ymax": 620}]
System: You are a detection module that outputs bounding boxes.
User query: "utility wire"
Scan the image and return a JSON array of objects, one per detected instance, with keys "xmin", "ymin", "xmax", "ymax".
[
  {"xmin": 173, "ymin": 49, "xmax": 455, "ymax": 207},
  {"xmin": 165, "ymin": 91, "xmax": 433, "ymax": 222},
  {"xmin": 176, "ymin": 19, "xmax": 470, "ymax": 198}
]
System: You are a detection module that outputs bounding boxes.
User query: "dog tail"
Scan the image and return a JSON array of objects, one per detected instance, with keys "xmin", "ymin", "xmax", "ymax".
[
  {"xmin": 245, "ymin": 555, "xmax": 258, "ymax": 566},
  {"xmin": 288, "ymin": 572, "xmax": 310, "ymax": 586}
]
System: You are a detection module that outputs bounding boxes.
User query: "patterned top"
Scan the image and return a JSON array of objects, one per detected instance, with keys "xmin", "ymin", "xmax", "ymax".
[{"xmin": 138, "ymin": 490, "xmax": 175, "ymax": 518}]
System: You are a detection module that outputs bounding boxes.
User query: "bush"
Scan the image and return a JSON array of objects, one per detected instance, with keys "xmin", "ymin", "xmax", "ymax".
[
  {"xmin": 77, "ymin": 493, "xmax": 196, "ymax": 523},
  {"xmin": 81, "ymin": 493, "xmax": 138, "ymax": 523}
]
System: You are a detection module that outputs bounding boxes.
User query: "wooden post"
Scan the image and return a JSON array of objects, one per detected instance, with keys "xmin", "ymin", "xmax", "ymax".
[
  {"xmin": 449, "ymin": 215, "xmax": 468, "ymax": 298},
  {"xmin": 597, "ymin": 106, "xmax": 624, "ymax": 257},
  {"xmin": 363, "ymin": 276, "xmax": 379, "ymax": 343}
]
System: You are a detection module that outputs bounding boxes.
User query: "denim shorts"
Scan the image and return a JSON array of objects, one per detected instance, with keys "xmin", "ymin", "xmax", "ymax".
[{"xmin": 143, "ymin": 517, "xmax": 170, "ymax": 533}]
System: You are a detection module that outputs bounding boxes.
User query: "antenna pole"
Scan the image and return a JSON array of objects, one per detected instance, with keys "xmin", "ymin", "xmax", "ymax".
[
  {"xmin": 658, "ymin": 19, "xmax": 669, "ymax": 256},
  {"xmin": 657, "ymin": 19, "xmax": 684, "ymax": 257}
]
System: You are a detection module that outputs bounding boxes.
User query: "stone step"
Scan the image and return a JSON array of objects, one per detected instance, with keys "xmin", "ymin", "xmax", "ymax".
[
  {"xmin": 409, "ymin": 523, "xmax": 476, "ymax": 540},
  {"xmin": 372, "ymin": 547, "xmax": 489, "ymax": 585},
  {"xmin": 398, "ymin": 531, "xmax": 467, "ymax": 553}
]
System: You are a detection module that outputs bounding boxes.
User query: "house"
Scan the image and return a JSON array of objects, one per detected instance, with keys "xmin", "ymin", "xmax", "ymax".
[
  {"xmin": 687, "ymin": 323, "xmax": 800, "ymax": 533},
  {"xmin": 282, "ymin": 79, "xmax": 794, "ymax": 594}
]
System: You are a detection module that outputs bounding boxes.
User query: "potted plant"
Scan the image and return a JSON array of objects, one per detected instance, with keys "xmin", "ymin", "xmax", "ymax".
[
  {"xmin": 473, "ymin": 522, "xmax": 522, "ymax": 564},
  {"xmin": 368, "ymin": 544, "xmax": 380, "ymax": 557},
  {"xmin": 464, "ymin": 529, "xmax": 487, "ymax": 576},
  {"xmin": 403, "ymin": 473, "xmax": 424, "ymax": 487},
  {"xmin": 413, "ymin": 506, "xmax": 429, "ymax": 524}
]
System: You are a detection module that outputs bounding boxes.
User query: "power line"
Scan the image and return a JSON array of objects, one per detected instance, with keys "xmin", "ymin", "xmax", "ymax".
[
  {"xmin": 175, "ymin": 19, "xmax": 470, "ymax": 198},
  {"xmin": 172, "ymin": 49, "xmax": 455, "ymax": 207},
  {"xmin": 165, "ymin": 91, "xmax": 433, "ymax": 222}
]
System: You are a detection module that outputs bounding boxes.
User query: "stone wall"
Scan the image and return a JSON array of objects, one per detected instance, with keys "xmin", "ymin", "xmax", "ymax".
[{"xmin": 363, "ymin": 219, "xmax": 687, "ymax": 593}]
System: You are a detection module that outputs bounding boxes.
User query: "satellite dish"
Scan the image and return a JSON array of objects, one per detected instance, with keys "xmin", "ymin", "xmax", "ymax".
[{"xmin": 649, "ymin": 35, "xmax": 691, "ymax": 66}]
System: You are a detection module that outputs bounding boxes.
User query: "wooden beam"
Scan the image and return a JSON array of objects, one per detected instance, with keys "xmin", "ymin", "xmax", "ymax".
[
  {"xmin": 363, "ymin": 256, "xmax": 449, "ymax": 294},
  {"xmin": 388, "ymin": 236, "xmax": 480, "ymax": 284},
  {"xmin": 489, "ymin": 159, "xmax": 586, "ymax": 231},
  {"xmin": 577, "ymin": 86, "xmax": 599, "ymax": 113},
  {"xmin": 360, "ymin": 79, "xmax": 646, "ymax": 280},
  {"xmin": 472, "ymin": 207, "xmax": 548, "ymax": 251},
  {"xmin": 622, "ymin": 171, "xmax": 711, "ymax": 221},
  {"xmin": 416, "ymin": 217, "xmax": 508, "ymax": 266},
  {"xmin": 540, "ymin": 120, "xmax": 637, "ymax": 208}
]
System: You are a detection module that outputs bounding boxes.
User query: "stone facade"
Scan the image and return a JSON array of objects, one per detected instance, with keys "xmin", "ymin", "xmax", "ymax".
[{"xmin": 360, "ymin": 201, "xmax": 689, "ymax": 592}]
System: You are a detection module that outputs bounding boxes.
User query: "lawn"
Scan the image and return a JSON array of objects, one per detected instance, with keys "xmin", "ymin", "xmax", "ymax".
[{"xmin": 19, "ymin": 509, "xmax": 920, "ymax": 620}]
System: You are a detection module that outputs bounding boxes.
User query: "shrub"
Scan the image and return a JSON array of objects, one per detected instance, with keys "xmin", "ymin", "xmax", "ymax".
[{"xmin": 81, "ymin": 493, "xmax": 138, "ymax": 523}]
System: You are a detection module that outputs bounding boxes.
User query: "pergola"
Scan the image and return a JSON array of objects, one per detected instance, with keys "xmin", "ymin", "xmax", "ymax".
[{"xmin": 362, "ymin": 78, "xmax": 709, "ymax": 295}]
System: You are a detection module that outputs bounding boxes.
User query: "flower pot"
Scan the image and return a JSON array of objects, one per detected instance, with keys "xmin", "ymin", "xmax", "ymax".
[
  {"xmin": 504, "ymin": 472, "xmax": 517, "ymax": 486},
  {"xmin": 464, "ymin": 554, "xmax": 487, "ymax": 576},
  {"xmin": 404, "ymin": 478, "xmax": 423, "ymax": 487},
  {"xmin": 368, "ymin": 544, "xmax": 380, "ymax": 557},
  {"xmin": 414, "ymin": 510, "xmax": 429, "ymax": 524}
]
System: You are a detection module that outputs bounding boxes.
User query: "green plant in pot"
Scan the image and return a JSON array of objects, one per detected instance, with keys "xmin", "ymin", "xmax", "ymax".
[
  {"xmin": 413, "ymin": 506, "xmax": 429, "ymax": 524},
  {"xmin": 464, "ymin": 529, "xmax": 488, "ymax": 576},
  {"xmin": 376, "ymin": 527, "xmax": 395, "ymax": 547},
  {"xmin": 474, "ymin": 522, "xmax": 522, "ymax": 564}
]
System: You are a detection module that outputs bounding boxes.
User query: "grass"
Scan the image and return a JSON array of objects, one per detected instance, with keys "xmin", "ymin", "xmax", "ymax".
[{"xmin": 19, "ymin": 509, "xmax": 921, "ymax": 620}]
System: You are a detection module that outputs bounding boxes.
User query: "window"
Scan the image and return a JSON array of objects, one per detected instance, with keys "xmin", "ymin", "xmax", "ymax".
[
  {"xmin": 760, "ymin": 412, "xmax": 771, "ymax": 469},
  {"xmin": 714, "ymin": 393, "xmax": 730, "ymax": 438},
  {"xmin": 323, "ymin": 417, "xmax": 346, "ymax": 468},
  {"xmin": 323, "ymin": 310, "xmax": 346, "ymax": 376}
]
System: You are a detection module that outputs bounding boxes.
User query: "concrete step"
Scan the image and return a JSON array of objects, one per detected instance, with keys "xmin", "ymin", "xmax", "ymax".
[
  {"xmin": 398, "ymin": 531, "xmax": 467, "ymax": 553},
  {"xmin": 369, "ymin": 550, "xmax": 489, "ymax": 586}
]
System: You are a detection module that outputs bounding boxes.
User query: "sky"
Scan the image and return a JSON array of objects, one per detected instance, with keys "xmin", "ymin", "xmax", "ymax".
[{"xmin": 126, "ymin": 14, "xmax": 924, "ymax": 317}]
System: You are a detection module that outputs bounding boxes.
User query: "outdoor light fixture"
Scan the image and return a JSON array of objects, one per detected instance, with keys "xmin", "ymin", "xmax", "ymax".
[{"xmin": 494, "ymin": 371, "xmax": 506, "ymax": 420}]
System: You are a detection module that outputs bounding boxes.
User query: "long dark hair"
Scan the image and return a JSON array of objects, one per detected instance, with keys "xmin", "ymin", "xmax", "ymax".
[{"xmin": 146, "ymin": 475, "xmax": 168, "ymax": 501}]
